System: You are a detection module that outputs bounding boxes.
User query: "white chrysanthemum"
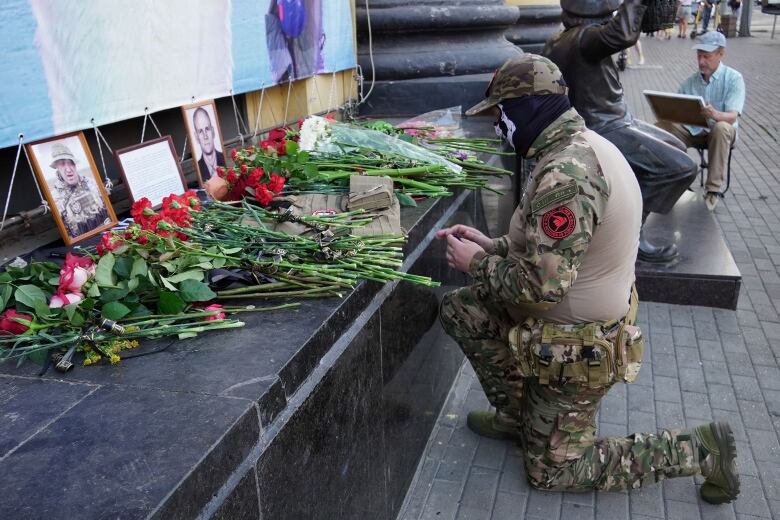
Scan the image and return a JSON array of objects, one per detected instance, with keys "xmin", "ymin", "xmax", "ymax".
[{"xmin": 299, "ymin": 116, "xmax": 332, "ymax": 151}]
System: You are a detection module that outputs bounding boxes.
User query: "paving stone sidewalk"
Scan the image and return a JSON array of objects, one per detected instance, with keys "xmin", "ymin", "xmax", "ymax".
[{"xmin": 399, "ymin": 16, "xmax": 780, "ymax": 520}]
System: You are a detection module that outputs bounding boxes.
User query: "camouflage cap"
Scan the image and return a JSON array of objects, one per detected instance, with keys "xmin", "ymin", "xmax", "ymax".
[{"xmin": 465, "ymin": 54, "xmax": 569, "ymax": 117}]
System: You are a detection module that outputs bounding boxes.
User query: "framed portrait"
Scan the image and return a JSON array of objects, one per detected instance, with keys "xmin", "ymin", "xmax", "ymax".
[
  {"xmin": 26, "ymin": 131, "xmax": 118, "ymax": 246},
  {"xmin": 115, "ymin": 136, "xmax": 187, "ymax": 208},
  {"xmin": 181, "ymin": 100, "xmax": 226, "ymax": 186}
]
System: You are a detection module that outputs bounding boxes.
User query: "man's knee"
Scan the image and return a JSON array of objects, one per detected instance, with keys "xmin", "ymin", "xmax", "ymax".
[{"xmin": 710, "ymin": 121, "xmax": 736, "ymax": 141}]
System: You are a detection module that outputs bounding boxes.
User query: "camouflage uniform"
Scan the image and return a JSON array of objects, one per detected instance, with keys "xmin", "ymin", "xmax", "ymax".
[
  {"xmin": 52, "ymin": 177, "xmax": 110, "ymax": 239},
  {"xmin": 443, "ymin": 55, "xmax": 700, "ymax": 491}
]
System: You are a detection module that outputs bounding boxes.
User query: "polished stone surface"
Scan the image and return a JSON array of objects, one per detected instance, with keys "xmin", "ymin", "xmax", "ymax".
[
  {"xmin": 637, "ymin": 191, "xmax": 741, "ymax": 309},
  {"xmin": 0, "ymin": 386, "xmax": 257, "ymax": 520}
]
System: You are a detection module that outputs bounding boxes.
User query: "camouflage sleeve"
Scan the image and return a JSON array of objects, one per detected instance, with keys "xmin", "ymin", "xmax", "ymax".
[
  {"xmin": 491, "ymin": 236, "xmax": 510, "ymax": 257},
  {"xmin": 469, "ymin": 158, "xmax": 609, "ymax": 306}
]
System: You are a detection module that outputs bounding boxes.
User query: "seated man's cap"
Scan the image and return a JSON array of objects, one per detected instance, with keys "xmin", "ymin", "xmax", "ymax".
[
  {"xmin": 50, "ymin": 143, "xmax": 77, "ymax": 169},
  {"xmin": 693, "ymin": 31, "xmax": 727, "ymax": 52},
  {"xmin": 465, "ymin": 54, "xmax": 569, "ymax": 116}
]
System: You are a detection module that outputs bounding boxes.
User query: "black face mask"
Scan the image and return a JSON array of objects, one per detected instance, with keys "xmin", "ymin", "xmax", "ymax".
[{"xmin": 494, "ymin": 94, "xmax": 571, "ymax": 157}]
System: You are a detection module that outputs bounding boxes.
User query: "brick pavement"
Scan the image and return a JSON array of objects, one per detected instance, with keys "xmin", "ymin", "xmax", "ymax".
[{"xmin": 398, "ymin": 17, "xmax": 780, "ymax": 520}]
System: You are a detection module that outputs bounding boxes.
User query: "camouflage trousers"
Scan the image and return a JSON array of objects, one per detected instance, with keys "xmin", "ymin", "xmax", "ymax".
[{"xmin": 440, "ymin": 286, "xmax": 700, "ymax": 491}]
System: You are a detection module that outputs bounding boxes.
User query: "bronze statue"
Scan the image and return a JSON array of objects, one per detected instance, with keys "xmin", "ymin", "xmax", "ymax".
[{"xmin": 544, "ymin": 0, "xmax": 697, "ymax": 263}]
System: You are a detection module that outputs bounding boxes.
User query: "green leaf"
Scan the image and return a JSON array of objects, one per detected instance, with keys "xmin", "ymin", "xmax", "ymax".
[
  {"xmin": 128, "ymin": 304, "xmax": 152, "ymax": 318},
  {"xmin": 33, "ymin": 300, "xmax": 54, "ymax": 319},
  {"xmin": 396, "ymin": 192, "xmax": 418, "ymax": 207},
  {"xmin": 212, "ymin": 257, "xmax": 227, "ymax": 269},
  {"xmin": 64, "ymin": 304, "xmax": 85, "ymax": 326},
  {"xmin": 0, "ymin": 284, "xmax": 12, "ymax": 312},
  {"xmin": 166, "ymin": 270, "xmax": 204, "ymax": 284},
  {"xmin": 178, "ymin": 332, "xmax": 198, "ymax": 339},
  {"xmin": 95, "ymin": 253, "xmax": 116, "ymax": 287},
  {"xmin": 220, "ymin": 247, "xmax": 242, "ymax": 255},
  {"xmin": 157, "ymin": 290, "xmax": 186, "ymax": 314},
  {"xmin": 159, "ymin": 275, "xmax": 177, "ymax": 291},
  {"xmin": 161, "ymin": 261, "xmax": 178, "ymax": 274},
  {"xmin": 178, "ymin": 279, "xmax": 217, "ymax": 302},
  {"xmin": 14, "ymin": 285, "xmax": 47, "ymax": 309},
  {"xmin": 285, "ymin": 140, "xmax": 299, "ymax": 155},
  {"xmin": 47, "ymin": 276, "xmax": 61, "ymax": 286},
  {"xmin": 28, "ymin": 348, "xmax": 48, "ymax": 366},
  {"xmin": 101, "ymin": 301, "xmax": 131, "ymax": 320},
  {"xmin": 80, "ymin": 298, "xmax": 95, "ymax": 311},
  {"xmin": 100, "ymin": 287, "xmax": 130, "ymax": 303},
  {"xmin": 303, "ymin": 163, "xmax": 318, "ymax": 177},
  {"xmin": 87, "ymin": 283, "xmax": 101, "ymax": 298},
  {"xmin": 127, "ymin": 277, "xmax": 139, "ymax": 292},
  {"xmin": 130, "ymin": 257, "xmax": 148, "ymax": 279},
  {"xmin": 113, "ymin": 256, "xmax": 134, "ymax": 279},
  {"xmin": 0, "ymin": 272, "xmax": 12, "ymax": 283}
]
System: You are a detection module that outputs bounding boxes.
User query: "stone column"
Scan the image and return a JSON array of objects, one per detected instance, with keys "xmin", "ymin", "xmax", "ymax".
[
  {"xmin": 504, "ymin": 1, "xmax": 562, "ymax": 54},
  {"xmin": 355, "ymin": 0, "xmax": 521, "ymax": 116}
]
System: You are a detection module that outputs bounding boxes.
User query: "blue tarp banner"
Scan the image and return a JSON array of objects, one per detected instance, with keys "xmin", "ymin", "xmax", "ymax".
[{"xmin": 0, "ymin": 0, "xmax": 355, "ymax": 148}]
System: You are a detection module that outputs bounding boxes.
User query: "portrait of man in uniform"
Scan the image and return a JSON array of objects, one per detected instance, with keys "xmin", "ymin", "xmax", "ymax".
[
  {"xmin": 27, "ymin": 132, "xmax": 117, "ymax": 245},
  {"xmin": 182, "ymin": 100, "xmax": 226, "ymax": 184}
]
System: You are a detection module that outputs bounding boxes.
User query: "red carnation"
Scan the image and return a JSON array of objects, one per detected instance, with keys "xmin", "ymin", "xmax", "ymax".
[
  {"xmin": 269, "ymin": 128, "xmax": 287, "ymax": 142},
  {"xmin": 268, "ymin": 173, "xmax": 286, "ymax": 194},
  {"xmin": 231, "ymin": 148, "xmax": 238, "ymax": 161},
  {"xmin": 240, "ymin": 163, "xmax": 248, "ymax": 174},
  {"xmin": 276, "ymin": 140, "xmax": 287, "ymax": 156},
  {"xmin": 226, "ymin": 169, "xmax": 238, "ymax": 184},
  {"xmin": 217, "ymin": 166, "xmax": 225, "ymax": 178},
  {"xmin": 260, "ymin": 139, "xmax": 275, "ymax": 151},
  {"xmin": 255, "ymin": 184, "xmax": 274, "ymax": 206},
  {"xmin": 131, "ymin": 198, "xmax": 154, "ymax": 222},
  {"xmin": 248, "ymin": 167, "xmax": 264, "ymax": 187}
]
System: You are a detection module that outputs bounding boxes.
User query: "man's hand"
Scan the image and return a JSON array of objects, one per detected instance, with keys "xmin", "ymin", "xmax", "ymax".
[
  {"xmin": 702, "ymin": 103, "xmax": 718, "ymax": 120},
  {"xmin": 444, "ymin": 234, "xmax": 485, "ymax": 273},
  {"xmin": 436, "ymin": 224, "xmax": 494, "ymax": 253},
  {"xmin": 702, "ymin": 104, "xmax": 739, "ymax": 125}
]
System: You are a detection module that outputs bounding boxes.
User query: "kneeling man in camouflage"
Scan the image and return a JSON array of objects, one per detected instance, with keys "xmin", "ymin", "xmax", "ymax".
[{"xmin": 437, "ymin": 54, "xmax": 739, "ymax": 503}]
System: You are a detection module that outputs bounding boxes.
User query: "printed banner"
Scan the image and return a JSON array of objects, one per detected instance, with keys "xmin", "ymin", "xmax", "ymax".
[{"xmin": 0, "ymin": 0, "xmax": 356, "ymax": 148}]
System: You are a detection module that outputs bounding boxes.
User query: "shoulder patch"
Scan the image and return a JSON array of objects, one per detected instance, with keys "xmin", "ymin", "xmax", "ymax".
[
  {"xmin": 541, "ymin": 206, "xmax": 576, "ymax": 239},
  {"xmin": 530, "ymin": 182, "xmax": 577, "ymax": 215}
]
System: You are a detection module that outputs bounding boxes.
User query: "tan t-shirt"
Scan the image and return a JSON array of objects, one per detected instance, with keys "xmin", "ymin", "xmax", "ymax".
[{"xmin": 529, "ymin": 130, "xmax": 641, "ymax": 323}]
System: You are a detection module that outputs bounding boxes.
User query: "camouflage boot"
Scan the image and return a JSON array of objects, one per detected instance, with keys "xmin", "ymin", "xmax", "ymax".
[
  {"xmin": 467, "ymin": 410, "xmax": 521, "ymax": 441},
  {"xmin": 693, "ymin": 422, "xmax": 740, "ymax": 504}
]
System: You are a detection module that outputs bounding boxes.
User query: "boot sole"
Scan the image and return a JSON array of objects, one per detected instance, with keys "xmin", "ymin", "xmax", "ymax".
[{"xmin": 701, "ymin": 422, "xmax": 740, "ymax": 504}]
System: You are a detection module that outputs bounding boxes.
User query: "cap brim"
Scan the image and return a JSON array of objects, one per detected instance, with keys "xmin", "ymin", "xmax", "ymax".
[
  {"xmin": 465, "ymin": 98, "xmax": 498, "ymax": 117},
  {"xmin": 692, "ymin": 43, "xmax": 720, "ymax": 52}
]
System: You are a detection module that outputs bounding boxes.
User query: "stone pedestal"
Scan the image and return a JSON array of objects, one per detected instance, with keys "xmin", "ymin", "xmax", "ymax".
[{"xmin": 356, "ymin": 0, "xmax": 521, "ymax": 116}]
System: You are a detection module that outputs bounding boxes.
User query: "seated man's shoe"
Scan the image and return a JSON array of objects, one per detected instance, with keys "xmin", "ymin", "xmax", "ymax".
[
  {"xmin": 638, "ymin": 235, "xmax": 679, "ymax": 263},
  {"xmin": 467, "ymin": 410, "xmax": 521, "ymax": 441},
  {"xmin": 704, "ymin": 191, "xmax": 720, "ymax": 211},
  {"xmin": 694, "ymin": 422, "xmax": 740, "ymax": 504}
]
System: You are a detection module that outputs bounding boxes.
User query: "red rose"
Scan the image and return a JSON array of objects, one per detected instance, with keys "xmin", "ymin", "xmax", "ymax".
[
  {"xmin": 260, "ymin": 139, "xmax": 275, "ymax": 151},
  {"xmin": 203, "ymin": 304, "xmax": 226, "ymax": 321},
  {"xmin": 0, "ymin": 309, "xmax": 32, "ymax": 336},
  {"xmin": 231, "ymin": 148, "xmax": 238, "ymax": 161},
  {"xmin": 217, "ymin": 166, "xmax": 225, "ymax": 178},
  {"xmin": 268, "ymin": 173, "xmax": 286, "ymax": 194},
  {"xmin": 255, "ymin": 184, "xmax": 274, "ymax": 206}
]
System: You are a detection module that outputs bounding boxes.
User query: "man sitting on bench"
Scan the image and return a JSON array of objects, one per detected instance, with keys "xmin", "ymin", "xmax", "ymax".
[{"xmin": 656, "ymin": 31, "xmax": 745, "ymax": 211}]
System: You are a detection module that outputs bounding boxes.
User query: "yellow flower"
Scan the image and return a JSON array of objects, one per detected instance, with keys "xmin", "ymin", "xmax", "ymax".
[{"xmin": 109, "ymin": 354, "xmax": 121, "ymax": 364}]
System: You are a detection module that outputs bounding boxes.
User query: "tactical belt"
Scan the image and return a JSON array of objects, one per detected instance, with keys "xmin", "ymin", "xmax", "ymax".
[{"xmin": 508, "ymin": 285, "xmax": 643, "ymax": 387}]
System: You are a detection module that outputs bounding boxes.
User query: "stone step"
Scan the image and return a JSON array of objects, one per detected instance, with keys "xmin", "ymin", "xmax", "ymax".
[{"xmin": 636, "ymin": 190, "xmax": 741, "ymax": 310}]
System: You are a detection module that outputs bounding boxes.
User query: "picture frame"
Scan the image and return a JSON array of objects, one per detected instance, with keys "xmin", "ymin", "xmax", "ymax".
[
  {"xmin": 114, "ymin": 136, "xmax": 188, "ymax": 209},
  {"xmin": 26, "ymin": 131, "xmax": 118, "ymax": 246},
  {"xmin": 181, "ymin": 99, "xmax": 227, "ymax": 186}
]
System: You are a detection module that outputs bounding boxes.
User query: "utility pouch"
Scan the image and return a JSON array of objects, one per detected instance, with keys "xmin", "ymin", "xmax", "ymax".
[{"xmin": 611, "ymin": 324, "xmax": 644, "ymax": 383}]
